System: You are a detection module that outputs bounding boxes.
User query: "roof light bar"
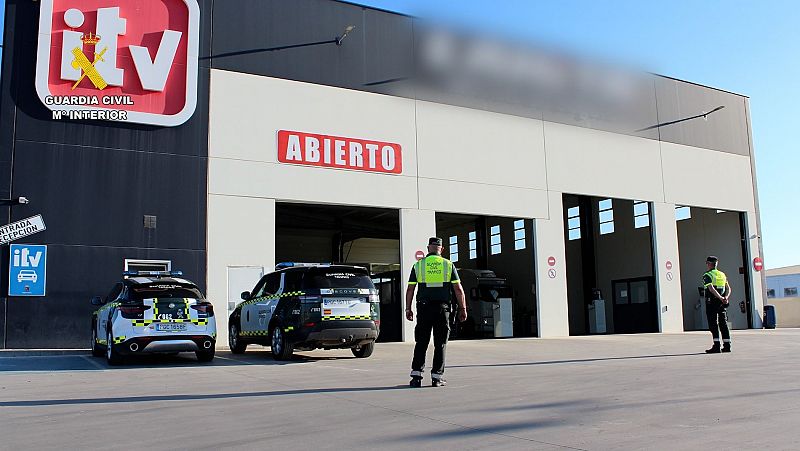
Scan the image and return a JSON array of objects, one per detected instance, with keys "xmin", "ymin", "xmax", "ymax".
[
  {"xmin": 275, "ymin": 262, "xmax": 332, "ymax": 270},
  {"xmin": 123, "ymin": 270, "xmax": 183, "ymax": 277}
]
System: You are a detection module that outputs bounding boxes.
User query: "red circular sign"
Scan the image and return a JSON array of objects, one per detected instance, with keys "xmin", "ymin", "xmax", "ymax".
[
  {"xmin": 415, "ymin": 250, "xmax": 425, "ymax": 261},
  {"xmin": 753, "ymin": 257, "xmax": 763, "ymax": 272},
  {"xmin": 666, "ymin": 261, "xmax": 673, "ymax": 271},
  {"xmin": 547, "ymin": 256, "xmax": 556, "ymax": 267}
]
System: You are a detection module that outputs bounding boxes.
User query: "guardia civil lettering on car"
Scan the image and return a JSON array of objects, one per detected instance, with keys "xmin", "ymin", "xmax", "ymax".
[
  {"xmin": 229, "ymin": 263, "xmax": 380, "ymax": 360},
  {"xmin": 90, "ymin": 271, "xmax": 217, "ymax": 365}
]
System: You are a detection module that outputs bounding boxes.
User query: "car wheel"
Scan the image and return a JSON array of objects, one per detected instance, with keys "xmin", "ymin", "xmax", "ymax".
[
  {"xmin": 229, "ymin": 322, "xmax": 247, "ymax": 354},
  {"xmin": 271, "ymin": 326, "xmax": 293, "ymax": 361},
  {"xmin": 91, "ymin": 322, "xmax": 103, "ymax": 357},
  {"xmin": 106, "ymin": 329, "xmax": 123, "ymax": 366},
  {"xmin": 196, "ymin": 347, "xmax": 215, "ymax": 362},
  {"xmin": 351, "ymin": 342, "xmax": 375, "ymax": 358}
]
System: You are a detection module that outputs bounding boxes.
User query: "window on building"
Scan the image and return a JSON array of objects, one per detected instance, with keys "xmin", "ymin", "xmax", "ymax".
[
  {"xmin": 599, "ymin": 199, "xmax": 614, "ymax": 235},
  {"xmin": 567, "ymin": 206, "xmax": 581, "ymax": 241},
  {"xmin": 490, "ymin": 225, "xmax": 501, "ymax": 255},
  {"xmin": 633, "ymin": 201, "xmax": 650, "ymax": 228},
  {"xmin": 469, "ymin": 231, "xmax": 477, "ymax": 260},
  {"xmin": 785, "ymin": 287, "xmax": 798, "ymax": 297},
  {"xmin": 513, "ymin": 219, "xmax": 526, "ymax": 250},
  {"xmin": 675, "ymin": 206, "xmax": 691, "ymax": 221},
  {"xmin": 449, "ymin": 235, "xmax": 459, "ymax": 263},
  {"xmin": 766, "ymin": 289, "xmax": 775, "ymax": 298}
]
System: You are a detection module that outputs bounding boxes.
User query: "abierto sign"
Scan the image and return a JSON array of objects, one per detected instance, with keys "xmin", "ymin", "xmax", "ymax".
[
  {"xmin": 0, "ymin": 215, "xmax": 47, "ymax": 246},
  {"xmin": 278, "ymin": 130, "xmax": 402, "ymax": 174},
  {"xmin": 35, "ymin": 0, "xmax": 200, "ymax": 126}
]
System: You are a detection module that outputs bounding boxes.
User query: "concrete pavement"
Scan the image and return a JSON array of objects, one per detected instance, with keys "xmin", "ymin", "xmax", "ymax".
[{"xmin": 1, "ymin": 329, "xmax": 799, "ymax": 450}]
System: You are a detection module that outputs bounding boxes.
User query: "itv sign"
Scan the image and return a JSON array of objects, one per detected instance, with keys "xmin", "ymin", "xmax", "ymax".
[{"xmin": 9, "ymin": 244, "xmax": 47, "ymax": 296}]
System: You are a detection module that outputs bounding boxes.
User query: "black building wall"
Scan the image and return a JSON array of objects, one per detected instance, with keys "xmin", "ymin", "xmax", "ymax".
[{"xmin": 0, "ymin": 0, "xmax": 212, "ymax": 348}]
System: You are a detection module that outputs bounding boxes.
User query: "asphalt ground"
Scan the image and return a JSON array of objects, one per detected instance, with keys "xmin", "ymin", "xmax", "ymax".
[{"xmin": 1, "ymin": 329, "xmax": 799, "ymax": 450}]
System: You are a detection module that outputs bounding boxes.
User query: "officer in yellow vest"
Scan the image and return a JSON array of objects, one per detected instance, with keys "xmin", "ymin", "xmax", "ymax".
[
  {"xmin": 703, "ymin": 256, "xmax": 732, "ymax": 353},
  {"xmin": 405, "ymin": 237, "xmax": 467, "ymax": 387}
]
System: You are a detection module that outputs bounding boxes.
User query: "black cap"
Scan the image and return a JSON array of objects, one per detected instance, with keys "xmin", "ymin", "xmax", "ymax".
[
  {"xmin": 706, "ymin": 256, "xmax": 718, "ymax": 264},
  {"xmin": 428, "ymin": 237, "xmax": 443, "ymax": 246}
]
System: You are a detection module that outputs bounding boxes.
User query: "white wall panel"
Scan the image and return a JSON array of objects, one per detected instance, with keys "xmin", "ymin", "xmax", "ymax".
[
  {"xmin": 544, "ymin": 122, "xmax": 664, "ymax": 201},
  {"xmin": 207, "ymin": 195, "xmax": 276, "ymax": 348},
  {"xmin": 415, "ymin": 101, "xmax": 547, "ymax": 190},
  {"xmin": 210, "ymin": 69, "xmax": 418, "ymax": 176},
  {"xmin": 209, "ymin": 158, "xmax": 418, "ymax": 209},
  {"xmin": 400, "ymin": 209, "xmax": 437, "ymax": 341},
  {"xmin": 652, "ymin": 202, "xmax": 685, "ymax": 332},
  {"xmin": 661, "ymin": 142, "xmax": 755, "ymax": 212},
  {"xmin": 418, "ymin": 178, "xmax": 548, "ymax": 219},
  {"xmin": 533, "ymin": 191, "xmax": 570, "ymax": 337}
]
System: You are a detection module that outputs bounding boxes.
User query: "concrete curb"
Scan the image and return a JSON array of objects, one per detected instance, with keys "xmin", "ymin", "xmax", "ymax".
[{"xmin": 0, "ymin": 349, "xmax": 90, "ymax": 357}]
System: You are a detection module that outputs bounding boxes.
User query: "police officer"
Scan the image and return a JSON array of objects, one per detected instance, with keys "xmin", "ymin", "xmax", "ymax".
[
  {"xmin": 405, "ymin": 237, "xmax": 467, "ymax": 387},
  {"xmin": 703, "ymin": 256, "xmax": 732, "ymax": 353}
]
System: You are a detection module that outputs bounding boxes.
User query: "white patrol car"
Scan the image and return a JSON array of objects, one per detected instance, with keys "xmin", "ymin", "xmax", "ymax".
[
  {"xmin": 91, "ymin": 271, "xmax": 217, "ymax": 365},
  {"xmin": 229, "ymin": 263, "xmax": 380, "ymax": 360}
]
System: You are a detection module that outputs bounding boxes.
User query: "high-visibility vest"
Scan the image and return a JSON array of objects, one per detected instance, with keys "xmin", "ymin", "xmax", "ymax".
[
  {"xmin": 704, "ymin": 269, "xmax": 728, "ymax": 292},
  {"xmin": 414, "ymin": 255, "xmax": 454, "ymax": 288}
]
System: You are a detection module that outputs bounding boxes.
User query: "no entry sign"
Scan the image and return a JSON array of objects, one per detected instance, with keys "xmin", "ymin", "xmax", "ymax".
[
  {"xmin": 547, "ymin": 256, "xmax": 556, "ymax": 267},
  {"xmin": 415, "ymin": 250, "xmax": 425, "ymax": 261},
  {"xmin": 753, "ymin": 257, "xmax": 763, "ymax": 272}
]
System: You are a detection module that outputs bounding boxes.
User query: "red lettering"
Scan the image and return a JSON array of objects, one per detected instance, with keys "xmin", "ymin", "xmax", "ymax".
[{"xmin": 278, "ymin": 130, "xmax": 402, "ymax": 174}]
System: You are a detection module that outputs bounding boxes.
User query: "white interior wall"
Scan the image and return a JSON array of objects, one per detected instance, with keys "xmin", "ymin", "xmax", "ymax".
[
  {"xmin": 343, "ymin": 238, "xmax": 400, "ymax": 265},
  {"xmin": 676, "ymin": 208, "xmax": 748, "ymax": 330}
]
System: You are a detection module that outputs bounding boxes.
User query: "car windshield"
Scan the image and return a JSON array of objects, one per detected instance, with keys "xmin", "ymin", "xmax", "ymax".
[
  {"xmin": 131, "ymin": 284, "xmax": 204, "ymax": 301},
  {"xmin": 304, "ymin": 268, "xmax": 375, "ymax": 289}
]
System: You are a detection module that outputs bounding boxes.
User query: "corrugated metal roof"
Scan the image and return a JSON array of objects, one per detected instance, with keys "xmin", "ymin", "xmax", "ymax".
[{"xmin": 766, "ymin": 265, "xmax": 800, "ymax": 277}]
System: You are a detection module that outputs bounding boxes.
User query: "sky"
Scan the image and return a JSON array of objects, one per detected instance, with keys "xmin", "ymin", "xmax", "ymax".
[
  {"xmin": 1, "ymin": 1, "xmax": 797, "ymax": 268},
  {"xmin": 356, "ymin": 0, "xmax": 800, "ymax": 270}
]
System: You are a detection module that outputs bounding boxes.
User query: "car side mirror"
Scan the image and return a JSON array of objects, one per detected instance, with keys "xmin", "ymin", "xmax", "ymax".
[
  {"xmin": 241, "ymin": 291, "xmax": 251, "ymax": 301},
  {"xmin": 90, "ymin": 296, "xmax": 104, "ymax": 306}
]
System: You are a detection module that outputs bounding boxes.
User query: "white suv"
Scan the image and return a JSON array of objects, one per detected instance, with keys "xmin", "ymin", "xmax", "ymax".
[{"xmin": 91, "ymin": 271, "xmax": 217, "ymax": 365}]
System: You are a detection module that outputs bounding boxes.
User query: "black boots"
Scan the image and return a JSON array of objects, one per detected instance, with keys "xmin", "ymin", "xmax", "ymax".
[
  {"xmin": 705, "ymin": 342, "xmax": 731, "ymax": 353},
  {"xmin": 409, "ymin": 376, "xmax": 422, "ymax": 388},
  {"xmin": 432, "ymin": 378, "xmax": 447, "ymax": 387}
]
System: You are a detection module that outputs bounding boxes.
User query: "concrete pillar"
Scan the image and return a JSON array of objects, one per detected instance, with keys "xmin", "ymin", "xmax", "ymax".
[
  {"xmin": 207, "ymin": 195, "xmax": 275, "ymax": 348},
  {"xmin": 651, "ymin": 201, "xmax": 684, "ymax": 333},
  {"xmin": 399, "ymin": 209, "xmax": 436, "ymax": 342},
  {"xmin": 533, "ymin": 191, "xmax": 569, "ymax": 337},
  {"xmin": 745, "ymin": 210, "xmax": 764, "ymax": 328}
]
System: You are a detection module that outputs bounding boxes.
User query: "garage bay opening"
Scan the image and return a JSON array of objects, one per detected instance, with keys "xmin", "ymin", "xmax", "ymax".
[
  {"xmin": 436, "ymin": 213, "xmax": 537, "ymax": 339},
  {"xmin": 275, "ymin": 203, "xmax": 403, "ymax": 341}
]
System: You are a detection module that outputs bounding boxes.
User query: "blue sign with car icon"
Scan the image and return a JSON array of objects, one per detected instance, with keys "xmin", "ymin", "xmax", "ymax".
[{"xmin": 9, "ymin": 244, "xmax": 47, "ymax": 296}]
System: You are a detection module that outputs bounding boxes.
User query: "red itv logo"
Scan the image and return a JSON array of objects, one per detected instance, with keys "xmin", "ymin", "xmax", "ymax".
[{"xmin": 35, "ymin": 0, "xmax": 200, "ymax": 126}]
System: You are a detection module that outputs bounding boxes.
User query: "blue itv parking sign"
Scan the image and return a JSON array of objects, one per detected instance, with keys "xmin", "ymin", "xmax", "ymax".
[{"xmin": 9, "ymin": 244, "xmax": 47, "ymax": 296}]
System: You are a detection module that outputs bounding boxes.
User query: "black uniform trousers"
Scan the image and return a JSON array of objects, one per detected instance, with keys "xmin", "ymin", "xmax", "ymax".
[
  {"xmin": 706, "ymin": 299, "xmax": 730, "ymax": 341},
  {"xmin": 412, "ymin": 301, "xmax": 451, "ymax": 378}
]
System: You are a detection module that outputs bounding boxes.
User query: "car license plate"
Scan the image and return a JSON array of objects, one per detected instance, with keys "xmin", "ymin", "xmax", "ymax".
[
  {"xmin": 322, "ymin": 298, "xmax": 361, "ymax": 308},
  {"xmin": 155, "ymin": 323, "xmax": 187, "ymax": 332}
]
